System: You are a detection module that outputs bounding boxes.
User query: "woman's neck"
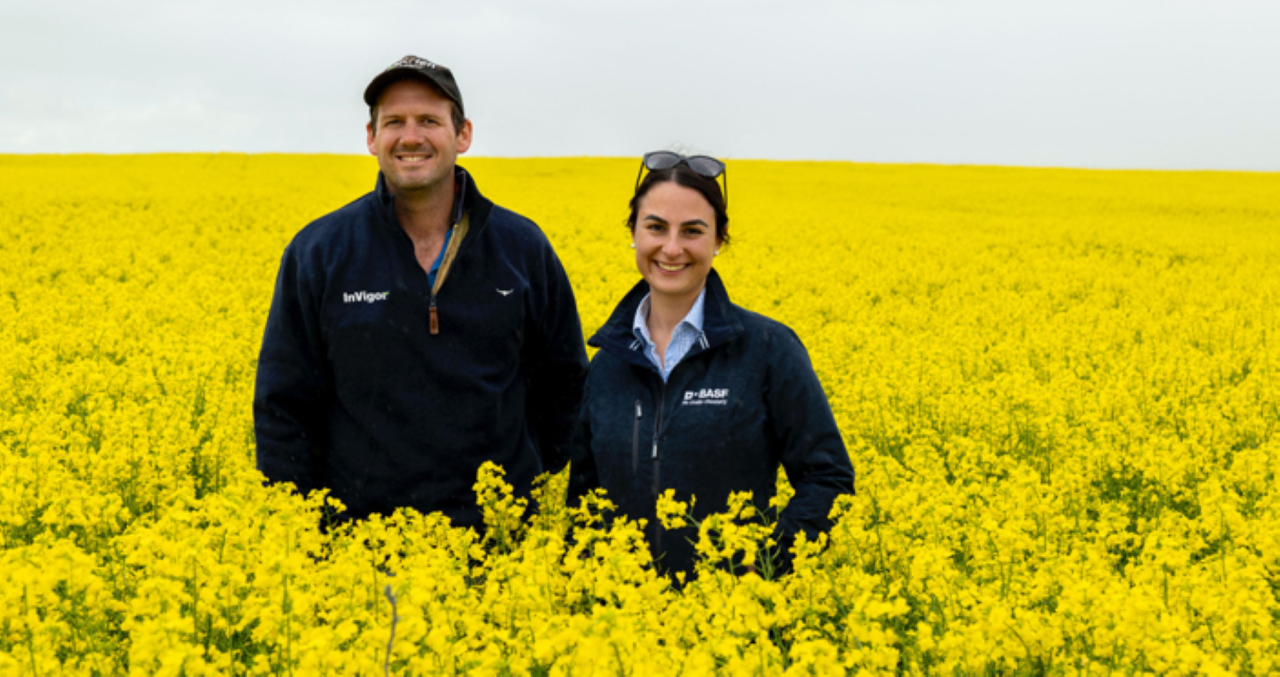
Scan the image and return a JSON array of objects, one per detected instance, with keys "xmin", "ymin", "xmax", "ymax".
[{"xmin": 646, "ymin": 287, "xmax": 702, "ymax": 337}]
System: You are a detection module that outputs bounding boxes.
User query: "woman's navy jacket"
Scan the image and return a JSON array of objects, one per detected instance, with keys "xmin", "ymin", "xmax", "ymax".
[
  {"xmin": 569, "ymin": 270, "xmax": 855, "ymax": 574},
  {"xmin": 254, "ymin": 168, "xmax": 588, "ymax": 528}
]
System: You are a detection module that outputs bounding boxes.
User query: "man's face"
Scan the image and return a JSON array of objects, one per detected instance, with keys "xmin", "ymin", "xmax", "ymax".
[{"xmin": 366, "ymin": 79, "xmax": 472, "ymax": 198}]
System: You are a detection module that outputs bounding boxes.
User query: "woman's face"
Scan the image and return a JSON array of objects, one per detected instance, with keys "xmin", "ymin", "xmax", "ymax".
[{"xmin": 632, "ymin": 181, "xmax": 722, "ymax": 305}]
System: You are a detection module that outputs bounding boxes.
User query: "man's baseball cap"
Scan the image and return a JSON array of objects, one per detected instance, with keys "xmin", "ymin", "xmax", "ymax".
[{"xmin": 363, "ymin": 55, "xmax": 465, "ymax": 118}]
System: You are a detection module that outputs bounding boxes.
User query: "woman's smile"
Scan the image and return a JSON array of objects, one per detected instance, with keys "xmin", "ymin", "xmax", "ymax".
[{"xmin": 654, "ymin": 261, "xmax": 690, "ymax": 273}]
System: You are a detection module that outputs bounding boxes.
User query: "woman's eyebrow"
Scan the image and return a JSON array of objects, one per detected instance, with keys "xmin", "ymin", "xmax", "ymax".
[{"xmin": 641, "ymin": 215, "xmax": 709, "ymax": 228}]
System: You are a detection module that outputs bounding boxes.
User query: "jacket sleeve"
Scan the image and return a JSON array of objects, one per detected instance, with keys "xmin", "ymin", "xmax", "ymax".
[
  {"xmin": 765, "ymin": 327, "xmax": 855, "ymax": 568},
  {"xmin": 522, "ymin": 242, "xmax": 589, "ymax": 475},
  {"xmin": 253, "ymin": 243, "xmax": 331, "ymax": 496}
]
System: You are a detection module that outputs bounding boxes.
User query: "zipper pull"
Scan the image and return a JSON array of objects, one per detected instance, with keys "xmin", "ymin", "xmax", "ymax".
[
  {"xmin": 429, "ymin": 296, "xmax": 439, "ymax": 335},
  {"xmin": 635, "ymin": 402, "xmax": 642, "ymax": 419},
  {"xmin": 652, "ymin": 440, "xmax": 658, "ymax": 459}
]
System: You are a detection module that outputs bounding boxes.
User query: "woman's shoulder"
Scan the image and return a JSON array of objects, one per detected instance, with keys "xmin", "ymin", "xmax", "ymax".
[
  {"xmin": 728, "ymin": 304, "xmax": 806, "ymax": 350},
  {"xmin": 586, "ymin": 345, "xmax": 638, "ymax": 378},
  {"xmin": 717, "ymin": 305, "xmax": 825, "ymax": 385},
  {"xmin": 704, "ymin": 272, "xmax": 802, "ymax": 349}
]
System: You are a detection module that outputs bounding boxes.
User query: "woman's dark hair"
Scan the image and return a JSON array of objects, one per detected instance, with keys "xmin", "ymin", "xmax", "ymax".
[{"xmin": 627, "ymin": 164, "xmax": 730, "ymax": 246}]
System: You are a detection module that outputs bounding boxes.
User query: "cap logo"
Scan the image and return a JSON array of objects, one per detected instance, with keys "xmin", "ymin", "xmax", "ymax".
[{"xmin": 389, "ymin": 55, "xmax": 440, "ymax": 72}]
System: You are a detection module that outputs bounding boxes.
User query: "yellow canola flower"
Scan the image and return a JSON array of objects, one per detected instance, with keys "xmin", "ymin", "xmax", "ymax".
[{"xmin": 1, "ymin": 154, "xmax": 1279, "ymax": 673}]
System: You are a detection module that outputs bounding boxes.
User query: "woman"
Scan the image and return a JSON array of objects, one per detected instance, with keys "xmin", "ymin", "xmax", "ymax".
[{"xmin": 568, "ymin": 151, "xmax": 855, "ymax": 575}]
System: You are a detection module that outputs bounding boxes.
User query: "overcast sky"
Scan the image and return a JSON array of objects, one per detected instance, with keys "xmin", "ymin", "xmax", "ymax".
[{"xmin": 2, "ymin": 0, "xmax": 1277, "ymax": 170}]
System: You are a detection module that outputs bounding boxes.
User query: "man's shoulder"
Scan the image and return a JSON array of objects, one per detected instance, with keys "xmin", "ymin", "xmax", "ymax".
[
  {"xmin": 472, "ymin": 202, "xmax": 565, "ymax": 276},
  {"xmin": 481, "ymin": 203, "xmax": 549, "ymax": 244}
]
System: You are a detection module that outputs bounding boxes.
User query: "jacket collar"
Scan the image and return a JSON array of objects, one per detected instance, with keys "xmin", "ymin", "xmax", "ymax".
[
  {"xmin": 590, "ymin": 268, "xmax": 744, "ymax": 368},
  {"xmin": 373, "ymin": 165, "xmax": 492, "ymax": 237}
]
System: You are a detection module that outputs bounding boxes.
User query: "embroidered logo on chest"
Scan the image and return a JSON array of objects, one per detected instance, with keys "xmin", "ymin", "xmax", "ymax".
[
  {"xmin": 682, "ymin": 388, "xmax": 729, "ymax": 406},
  {"xmin": 343, "ymin": 290, "xmax": 390, "ymax": 304}
]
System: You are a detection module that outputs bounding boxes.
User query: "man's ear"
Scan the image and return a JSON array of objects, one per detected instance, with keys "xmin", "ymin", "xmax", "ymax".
[{"xmin": 455, "ymin": 119, "xmax": 474, "ymax": 155}]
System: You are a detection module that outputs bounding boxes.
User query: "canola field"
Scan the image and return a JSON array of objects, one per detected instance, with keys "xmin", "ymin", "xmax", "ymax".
[{"xmin": 1, "ymin": 154, "xmax": 1279, "ymax": 675}]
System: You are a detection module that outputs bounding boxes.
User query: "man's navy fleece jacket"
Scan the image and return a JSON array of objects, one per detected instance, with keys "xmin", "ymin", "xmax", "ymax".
[{"xmin": 254, "ymin": 168, "xmax": 588, "ymax": 528}]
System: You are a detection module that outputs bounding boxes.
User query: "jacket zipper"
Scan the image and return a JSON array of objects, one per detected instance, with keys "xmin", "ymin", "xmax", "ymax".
[
  {"xmin": 631, "ymin": 400, "xmax": 642, "ymax": 474},
  {"xmin": 651, "ymin": 381, "xmax": 666, "ymax": 555}
]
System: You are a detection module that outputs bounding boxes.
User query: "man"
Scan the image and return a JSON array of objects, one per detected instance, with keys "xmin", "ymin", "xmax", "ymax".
[{"xmin": 254, "ymin": 55, "xmax": 588, "ymax": 529}]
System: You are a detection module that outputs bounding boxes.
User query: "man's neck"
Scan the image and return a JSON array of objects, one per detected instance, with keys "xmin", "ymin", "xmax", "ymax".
[{"xmin": 392, "ymin": 177, "xmax": 455, "ymax": 241}]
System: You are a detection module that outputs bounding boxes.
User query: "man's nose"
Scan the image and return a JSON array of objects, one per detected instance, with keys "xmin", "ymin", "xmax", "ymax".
[{"xmin": 401, "ymin": 121, "xmax": 425, "ymax": 144}]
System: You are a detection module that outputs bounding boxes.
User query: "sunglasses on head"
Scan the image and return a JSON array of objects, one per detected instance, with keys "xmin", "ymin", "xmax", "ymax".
[{"xmin": 635, "ymin": 151, "xmax": 729, "ymax": 206}]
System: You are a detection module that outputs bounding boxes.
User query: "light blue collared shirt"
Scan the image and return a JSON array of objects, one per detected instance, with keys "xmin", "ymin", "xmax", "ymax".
[{"xmin": 632, "ymin": 288, "xmax": 709, "ymax": 382}]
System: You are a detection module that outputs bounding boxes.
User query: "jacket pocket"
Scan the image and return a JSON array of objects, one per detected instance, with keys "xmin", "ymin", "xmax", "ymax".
[{"xmin": 631, "ymin": 400, "xmax": 642, "ymax": 474}]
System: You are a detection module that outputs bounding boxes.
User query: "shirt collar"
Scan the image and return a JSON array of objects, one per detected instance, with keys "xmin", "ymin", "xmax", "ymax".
[{"xmin": 632, "ymin": 287, "xmax": 707, "ymax": 347}]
